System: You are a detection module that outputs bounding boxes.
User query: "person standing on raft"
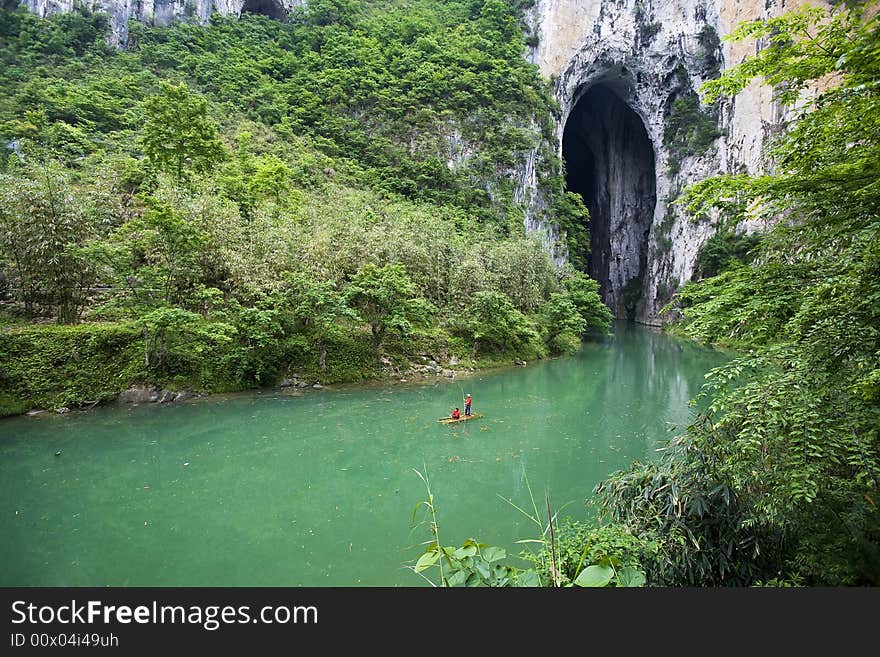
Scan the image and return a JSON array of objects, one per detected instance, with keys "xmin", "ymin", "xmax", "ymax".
[{"xmin": 465, "ymin": 394, "xmax": 472, "ymax": 416}]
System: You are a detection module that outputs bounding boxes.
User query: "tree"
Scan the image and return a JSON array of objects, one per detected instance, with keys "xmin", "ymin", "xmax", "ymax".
[
  {"xmin": 345, "ymin": 263, "xmax": 433, "ymax": 349},
  {"xmin": 304, "ymin": 0, "xmax": 359, "ymax": 28},
  {"xmin": 285, "ymin": 272, "xmax": 358, "ymax": 370},
  {"xmin": 251, "ymin": 154, "xmax": 294, "ymax": 208},
  {"xmin": 540, "ymin": 292, "xmax": 585, "ymax": 355},
  {"xmin": 463, "ymin": 290, "xmax": 539, "ymax": 355},
  {"xmin": 490, "ymin": 236, "xmax": 556, "ymax": 312},
  {"xmin": 0, "ymin": 159, "xmax": 109, "ymax": 323},
  {"xmin": 140, "ymin": 81, "xmax": 226, "ymax": 182},
  {"xmin": 140, "ymin": 305, "xmax": 235, "ymax": 374},
  {"xmin": 560, "ymin": 270, "xmax": 613, "ymax": 335},
  {"xmin": 551, "ymin": 191, "xmax": 591, "ymax": 272},
  {"xmin": 99, "ymin": 198, "xmax": 207, "ymax": 309}
]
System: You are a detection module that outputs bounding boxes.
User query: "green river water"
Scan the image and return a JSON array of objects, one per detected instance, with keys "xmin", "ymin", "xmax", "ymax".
[{"xmin": 0, "ymin": 323, "xmax": 728, "ymax": 586}]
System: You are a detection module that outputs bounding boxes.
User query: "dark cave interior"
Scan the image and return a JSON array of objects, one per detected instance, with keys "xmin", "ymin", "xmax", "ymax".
[
  {"xmin": 240, "ymin": 0, "xmax": 289, "ymax": 21},
  {"xmin": 562, "ymin": 83, "xmax": 656, "ymax": 319}
]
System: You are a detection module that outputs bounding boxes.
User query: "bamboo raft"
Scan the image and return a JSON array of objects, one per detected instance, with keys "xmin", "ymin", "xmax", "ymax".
[{"xmin": 437, "ymin": 413, "xmax": 484, "ymax": 425}]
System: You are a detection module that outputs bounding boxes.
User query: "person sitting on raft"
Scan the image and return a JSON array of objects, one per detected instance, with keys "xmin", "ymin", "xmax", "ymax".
[{"xmin": 451, "ymin": 407, "xmax": 461, "ymax": 420}]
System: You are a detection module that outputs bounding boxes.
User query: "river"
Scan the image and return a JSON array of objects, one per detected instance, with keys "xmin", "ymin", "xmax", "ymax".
[{"xmin": 0, "ymin": 323, "xmax": 728, "ymax": 586}]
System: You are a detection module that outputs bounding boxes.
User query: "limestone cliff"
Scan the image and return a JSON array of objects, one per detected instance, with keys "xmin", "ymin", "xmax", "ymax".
[
  {"xmin": 522, "ymin": 0, "xmax": 819, "ymax": 322},
  {"xmin": 24, "ymin": 0, "xmax": 305, "ymax": 44}
]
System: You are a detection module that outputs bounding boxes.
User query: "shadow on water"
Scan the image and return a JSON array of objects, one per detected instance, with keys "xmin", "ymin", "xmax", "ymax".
[{"xmin": 0, "ymin": 323, "xmax": 729, "ymax": 586}]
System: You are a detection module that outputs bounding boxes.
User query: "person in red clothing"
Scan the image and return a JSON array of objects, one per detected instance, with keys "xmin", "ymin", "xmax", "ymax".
[
  {"xmin": 451, "ymin": 407, "xmax": 461, "ymax": 420},
  {"xmin": 465, "ymin": 394, "xmax": 472, "ymax": 416}
]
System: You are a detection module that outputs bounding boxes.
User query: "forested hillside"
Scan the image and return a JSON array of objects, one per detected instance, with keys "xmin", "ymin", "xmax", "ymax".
[{"xmin": 0, "ymin": 0, "xmax": 606, "ymax": 415}]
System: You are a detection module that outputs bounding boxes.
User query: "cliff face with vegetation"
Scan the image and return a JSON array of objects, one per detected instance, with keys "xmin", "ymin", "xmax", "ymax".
[
  {"xmin": 16, "ymin": 0, "xmax": 810, "ymax": 322},
  {"xmin": 519, "ymin": 0, "xmax": 817, "ymax": 322},
  {"xmin": 24, "ymin": 0, "xmax": 306, "ymax": 43}
]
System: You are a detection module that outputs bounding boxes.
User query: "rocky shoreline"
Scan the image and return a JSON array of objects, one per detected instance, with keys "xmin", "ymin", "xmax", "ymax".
[{"xmin": 16, "ymin": 352, "xmax": 531, "ymax": 418}]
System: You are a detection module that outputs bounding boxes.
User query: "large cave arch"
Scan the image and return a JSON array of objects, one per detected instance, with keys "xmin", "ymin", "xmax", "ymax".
[
  {"xmin": 562, "ymin": 83, "xmax": 656, "ymax": 320},
  {"xmin": 240, "ymin": 0, "xmax": 289, "ymax": 21}
]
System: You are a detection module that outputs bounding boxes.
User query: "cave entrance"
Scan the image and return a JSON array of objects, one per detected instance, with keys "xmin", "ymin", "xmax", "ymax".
[
  {"xmin": 240, "ymin": 0, "xmax": 288, "ymax": 21},
  {"xmin": 562, "ymin": 83, "xmax": 656, "ymax": 320}
]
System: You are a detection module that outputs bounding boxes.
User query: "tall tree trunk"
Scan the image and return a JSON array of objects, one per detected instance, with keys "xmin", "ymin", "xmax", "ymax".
[
  {"xmin": 318, "ymin": 337, "xmax": 327, "ymax": 371},
  {"xmin": 143, "ymin": 324, "xmax": 150, "ymax": 367}
]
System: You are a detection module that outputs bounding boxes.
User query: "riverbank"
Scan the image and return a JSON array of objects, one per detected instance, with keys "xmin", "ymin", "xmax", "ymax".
[{"xmin": 0, "ymin": 319, "xmax": 546, "ymax": 419}]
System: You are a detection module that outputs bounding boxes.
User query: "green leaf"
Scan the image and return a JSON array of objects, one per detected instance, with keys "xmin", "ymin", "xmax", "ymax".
[
  {"xmin": 474, "ymin": 559, "xmax": 491, "ymax": 580},
  {"xmin": 447, "ymin": 570, "xmax": 468, "ymax": 587},
  {"xmin": 616, "ymin": 567, "xmax": 647, "ymax": 587},
  {"xmin": 481, "ymin": 546, "xmax": 506, "ymax": 562},
  {"xmin": 492, "ymin": 563, "xmax": 509, "ymax": 579},
  {"xmin": 453, "ymin": 544, "xmax": 478, "ymax": 559},
  {"xmin": 414, "ymin": 550, "xmax": 440, "ymax": 573},
  {"xmin": 465, "ymin": 572, "xmax": 483, "ymax": 587},
  {"xmin": 573, "ymin": 564, "xmax": 614, "ymax": 587},
  {"xmin": 517, "ymin": 570, "xmax": 541, "ymax": 587}
]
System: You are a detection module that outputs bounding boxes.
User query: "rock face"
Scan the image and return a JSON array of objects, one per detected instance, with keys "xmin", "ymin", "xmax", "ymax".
[
  {"xmin": 116, "ymin": 385, "xmax": 159, "ymax": 404},
  {"xmin": 24, "ymin": 0, "xmax": 306, "ymax": 44},
  {"xmin": 522, "ymin": 0, "xmax": 810, "ymax": 323}
]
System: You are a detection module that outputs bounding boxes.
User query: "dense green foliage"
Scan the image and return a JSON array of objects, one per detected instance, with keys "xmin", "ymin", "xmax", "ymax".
[
  {"xmin": 523, "ymin": 520, "xmax": 654, "ymax": 587},
  {"xmin": 600, "ymin": 5, "xmax": 880, "ymax": 585},
  {"xmin": 692, "ymin": 230, "xmax": 761, "ymax": 280},
  {"xmin": 0, "ymin": 1, "xmax": 553, "ymax": 220},
  {"xmin": 663, "ymin": 92, "xmax": 721, "ymax": 174},
  {"xmin": 408, "ymin": 468, "xmax": 651, "ymax": 587},
  {"xmin": 0, "ymin": 322, "xmax": 145, "ymax": 414},
  {"xmin": 0, "ymin": 3, "xmax": 610, "ymax": 414}
]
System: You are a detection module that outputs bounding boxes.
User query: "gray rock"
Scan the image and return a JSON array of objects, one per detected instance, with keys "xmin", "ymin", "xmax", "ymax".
[
  {"xmin": 157, "ymin": 389, "xmax": 175, "ymax": 404},
  {"xmin": 55, "ymin": 407, "xmax": 70, "ymax": 414},
  {"xmin": 117, "ymin": 386, "xmax": 158, "ymax": 404},
  {"xmin": 24, "ymin": 0, "xmax": 308, "ymax": 46},
  {"xmin": 25, "ymin": 409, "xmax": 45, "ymax": 416},
  {"xmin": 516, "ymin": 0, "xmax": 780, "ymax": 324},
  {"xmin": 442, "ymin": 369, "xmax": 455, "ymax": 378},
  {"xmin": 173, "ymin": 391, "xmax": 194, "ymax": 403},
  {"xmin": 312, "ymin": 383, "xmax": 323, "ymax": 389},
  {"xmin": 449, "ymin": 355, "xmax": 459, "ymax": 366}
]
